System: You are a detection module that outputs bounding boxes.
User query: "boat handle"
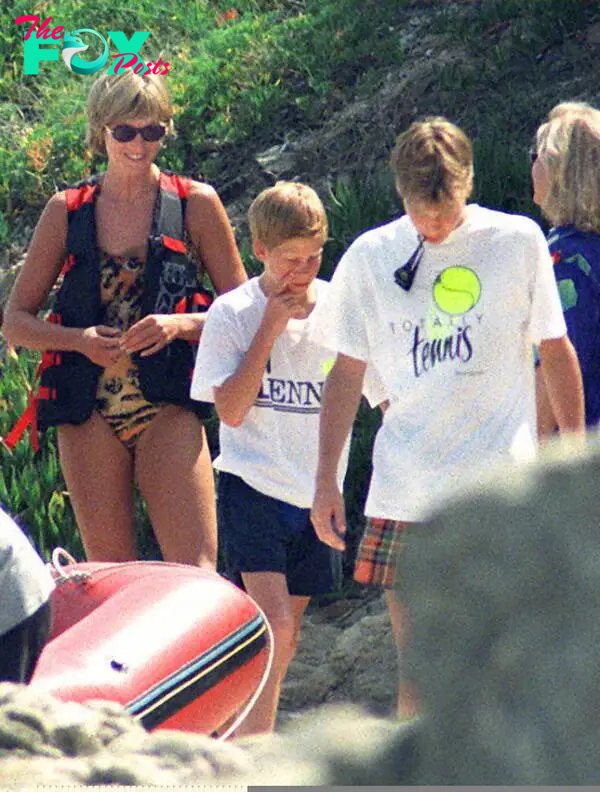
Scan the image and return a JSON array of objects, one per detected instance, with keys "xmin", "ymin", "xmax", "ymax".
[{"xmin": 51, "ymin": 547, "xmax": 92, "ymax": 584}]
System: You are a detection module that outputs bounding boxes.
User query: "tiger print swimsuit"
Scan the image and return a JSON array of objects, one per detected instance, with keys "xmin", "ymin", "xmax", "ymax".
[{"xmin": 95, "ymin": 252, "xmax": 167, "ymax": 449}]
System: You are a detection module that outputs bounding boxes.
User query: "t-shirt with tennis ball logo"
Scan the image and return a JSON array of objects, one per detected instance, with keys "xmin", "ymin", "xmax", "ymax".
[
  {"xmin": 311, "ymin": 203, "xmax": 567, "ymax": 522},
  {"xmin": 190, "ymin": 277, "xmax": 386, "ymax": 508}
]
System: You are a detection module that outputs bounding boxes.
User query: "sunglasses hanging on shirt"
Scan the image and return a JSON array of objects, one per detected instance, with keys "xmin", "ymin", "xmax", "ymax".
[{"xmin": 394, "ymin": 236, "xmax": 424, "ymax": 292}]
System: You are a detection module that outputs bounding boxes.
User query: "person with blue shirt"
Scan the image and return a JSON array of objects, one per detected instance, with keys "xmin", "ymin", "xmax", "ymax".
[{"xmin": 533, "ymin": 103, "xmax": 600, "ymax": 434}]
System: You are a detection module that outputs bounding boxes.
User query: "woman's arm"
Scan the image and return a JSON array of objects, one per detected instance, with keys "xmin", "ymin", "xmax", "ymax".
[
  {"xmin": 3, "ymin": 193, "xmax": 69, "ymax": 350},
  {"xmin": 3, "ymin": 193, "xmax": 122, "ymax": 367},
  {"xmin": 186, "ymin": 181, "xmax": 247, "ymax": 294}
]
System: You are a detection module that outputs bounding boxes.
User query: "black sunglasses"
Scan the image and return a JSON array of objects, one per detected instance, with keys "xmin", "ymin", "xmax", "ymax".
[
  {"xmin": 107, "ymin": 123, "xmax": 167, "ymax": 143},
  {"xmin": 394, "ymin": 236, "xmax": 424, "ymax": 292},
  {"xmin": 529, "ymin": 148, "xmax": 538, "ymax": 164}
]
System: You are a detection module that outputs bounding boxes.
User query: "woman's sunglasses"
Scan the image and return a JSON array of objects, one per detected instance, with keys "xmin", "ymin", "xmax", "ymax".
[
  {"xmin": 529, "ymin": 148, "xmax": 538, "ymax": 164},
  {"xmin": 107, "ymin": 123, "xmax": 167, "ymax": 143}
]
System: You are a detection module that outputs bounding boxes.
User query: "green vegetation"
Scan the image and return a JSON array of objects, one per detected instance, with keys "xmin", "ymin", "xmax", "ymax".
[
  {"xmin": 2, "ymin": 0, "xmax": 411, "ymax": 240},
  {"xmin": 0, "ymin": 349, "xmax": 81, "ymax": 558},
  {"xmin": 2, "ymin": 0, "xmax": 599, "ymax": 560}
]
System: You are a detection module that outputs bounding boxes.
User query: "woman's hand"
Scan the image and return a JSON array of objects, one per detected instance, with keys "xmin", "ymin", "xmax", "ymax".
[
  {"xmin": 79, "ymin": 325, "xmax": 123, "ymax": 367},
  {"xmin": 120, "ymin": 314, "xmax": 180, "ymax": 357}
]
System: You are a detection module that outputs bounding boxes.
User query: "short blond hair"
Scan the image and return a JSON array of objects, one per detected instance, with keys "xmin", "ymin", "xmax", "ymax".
[
  {"xmin": 536, "ymin": 110, "xmax": 600, "ymax": 233},
  {"xmin": 248, "ymin": 182, "xmax": 328, "ymax": 249},
  {"xmin": 547, "ymin": 101, "xmax": 596, "ymax": 121},
  {"xmin": 86, "ymin": 70, "xmax": 174, "ymax": 156},
  {"xmin": 391, "ymin": 117, "xmax": 473, "ymax": 204}
]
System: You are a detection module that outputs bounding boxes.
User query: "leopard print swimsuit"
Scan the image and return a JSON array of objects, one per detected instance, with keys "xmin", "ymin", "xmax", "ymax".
[{"xmin": 95, "ymin": 252, "xmax": 167, "ymax": 449}]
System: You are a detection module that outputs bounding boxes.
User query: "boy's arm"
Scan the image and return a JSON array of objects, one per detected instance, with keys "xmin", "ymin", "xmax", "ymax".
[
  {"xmin": 214, "ymin": 283, "xmax": 304, "ymax": 427},
  {"xmin": 311, "ymin": 353, "xmax": 366, "ymax": 551},
  {"xmin": 538, "ymin": 335, "xmax": 585, "ymax": 437}
]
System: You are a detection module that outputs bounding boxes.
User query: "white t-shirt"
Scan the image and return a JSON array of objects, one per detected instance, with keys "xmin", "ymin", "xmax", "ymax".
[
  {"xmin": 0, "ymin": 507, "xmax": 54, "ymax": 636},
  {"xmin": 310, "ymin": 204, "xmax": 567, "ymax": 521},
  {"xmin": 191, "ymin": 277, "xmax": 385, "ymax": 508}
]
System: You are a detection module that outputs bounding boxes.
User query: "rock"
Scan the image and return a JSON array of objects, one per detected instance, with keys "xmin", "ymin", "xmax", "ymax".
[
  {"xmin": 237, "ymin": 704, "xmax": 419, "ymax": 786},
  {"xmin": 279, "ymin": 595, "xmax": 398, "ymax": 721},
  {"xmin": 281, "ymin": 665, "xmax": 340, "ymax": 710},
  {"xmin": 255, "ymin": 143, "xmax": 300, "ymax": 180},
  {"xmin": 399, "ymin": 441, "xmax": 600, "ymax": 785},
  {"xmin": 0, "ymin": 683, "xmax": 251, "ymax": 786},
  {"xmin": 585, "ymin": 22, "xmax": 600, "ymax": 46}
]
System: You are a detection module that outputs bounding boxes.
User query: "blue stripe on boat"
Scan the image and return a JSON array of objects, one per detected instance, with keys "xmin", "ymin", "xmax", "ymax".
[{"xmin": 126, "ymin": 614, "xmax": 267, "ymax": 729}]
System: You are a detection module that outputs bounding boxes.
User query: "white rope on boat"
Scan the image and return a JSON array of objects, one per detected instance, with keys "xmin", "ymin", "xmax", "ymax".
[{"xmin": 50, "ymin": 547, "xmax": 92, "ymax": 584}]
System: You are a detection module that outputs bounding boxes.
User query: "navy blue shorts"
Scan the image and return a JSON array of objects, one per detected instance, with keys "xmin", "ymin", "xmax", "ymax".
[{"xmin": 217, "ymin": 472, "xmax": 342, "ymax": 597}]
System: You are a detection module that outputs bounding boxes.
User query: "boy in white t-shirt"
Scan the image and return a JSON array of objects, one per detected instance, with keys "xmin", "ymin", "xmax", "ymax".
[
  {"xmin": 191, "ymin": 182, "xmax": 376, "ymax": 735},
  {"xmin": 310, "ymin": 117, "xmax": 585, "ymax": 719}
]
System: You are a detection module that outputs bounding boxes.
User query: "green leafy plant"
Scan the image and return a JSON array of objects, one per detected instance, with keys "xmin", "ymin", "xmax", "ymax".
[
  {"xmin": 323, "ymin": 172, "xmax": 399, "ymax": 280},
  {"xmin": 0, "ymin": 349, "xmax": 82, "ymax": 559}
]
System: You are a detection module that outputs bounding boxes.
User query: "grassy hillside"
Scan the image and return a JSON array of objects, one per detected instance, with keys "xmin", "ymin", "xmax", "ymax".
[{"xmin": 3, "ymin": 0, "xmax": 599, "ymax": 247}]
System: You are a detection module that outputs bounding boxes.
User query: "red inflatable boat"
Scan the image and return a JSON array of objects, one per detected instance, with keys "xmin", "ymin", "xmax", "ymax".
[{"xmin": 30, "ymin": 551, "xmax": 272, "ymax": 737}]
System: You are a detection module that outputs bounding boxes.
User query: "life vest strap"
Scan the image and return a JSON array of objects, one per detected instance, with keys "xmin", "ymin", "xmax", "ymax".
[
  {"xmin": 2, "ymin": 349, "xmax": 60, "ymax": 453},
  {"xmin": 2, "ymin": 396, "xmax": 40, "ymax": 453}
]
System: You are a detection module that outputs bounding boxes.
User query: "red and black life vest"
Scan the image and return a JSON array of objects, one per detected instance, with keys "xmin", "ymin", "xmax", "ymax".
[{"xmin": 4, "ymin": 171, "xmax": 212, "ymax": 451}]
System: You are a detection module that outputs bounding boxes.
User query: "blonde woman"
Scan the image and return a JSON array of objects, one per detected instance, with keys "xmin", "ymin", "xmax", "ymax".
[
  {"xmin": 310, "ymin": 117, "xmax": 584, "ymax": 719},
  {"xmin": 533, "ymin": 105, "xmax": 600, "ymax": 435},
  {"xmin": 3, "ymin": 71, "xmax": 247, "ymax": 566}
]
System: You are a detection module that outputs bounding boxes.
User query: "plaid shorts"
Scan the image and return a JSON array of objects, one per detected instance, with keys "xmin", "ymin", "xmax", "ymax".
[{"xmin": 354, "ymin": 517, "xmax": 410, "ymax": 589}]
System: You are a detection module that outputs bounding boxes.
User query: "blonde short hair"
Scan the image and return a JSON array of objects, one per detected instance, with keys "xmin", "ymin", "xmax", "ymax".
[
  {"xmin": 536, "ymin": 110, "xmax": 600, "ymax": 233},
  {"xmin": 547, "ymin": 101, "xmax": 596, "ymax": 121},
  {"xmin": 86, "ymin": 70, "xmax": 174, "ymax": 156},
  {"xmin": 248, "ymin": 182, "xmax": 328, "ymax": 249},
  {"xmin": 391, "ymin": 117, "xmax": 474, "ymax": 204}
]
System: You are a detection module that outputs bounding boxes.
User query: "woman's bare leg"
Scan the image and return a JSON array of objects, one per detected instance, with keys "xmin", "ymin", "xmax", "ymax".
[
  {"xmin": 135, "ymin": 406, "xmax": 217, "ymax": 569},
  {"xmin": 57, "ymin": 412, "xmax": 136, "ymax": 561}
]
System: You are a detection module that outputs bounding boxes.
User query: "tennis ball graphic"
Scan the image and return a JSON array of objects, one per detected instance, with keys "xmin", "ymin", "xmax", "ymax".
[
  {"xmin": 433, "ymin": 266, "xmax": 481, "ymax": 315},
  {"xmin": 322, "ymin": 357, "xmax": 335, "ymax": 376}
]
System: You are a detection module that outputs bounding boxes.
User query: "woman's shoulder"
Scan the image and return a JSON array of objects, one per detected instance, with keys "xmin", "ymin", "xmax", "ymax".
[
  {"xmin": 187, "ymin": 180, "xmax": 222, "ymax": 210},
  {"xmin": 37, "ymin": 190, "xmax": 69, "ymax": 226},
  {"xmin": 159, "ymin": 171, "xmax": 218, "ymax": 201},
  {"xmin": 172, "ymin": 174, "xmax": 227, "ymax": 226}
]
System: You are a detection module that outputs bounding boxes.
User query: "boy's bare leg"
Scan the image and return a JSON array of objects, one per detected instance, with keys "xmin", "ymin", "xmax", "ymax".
[
  {"xmin": 235, "ymin": 571, "xmax": 309, "ymax": 736},
  {"xmin": 384, "ymin": 588, "xmax": 420, "ymax": 720}
]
